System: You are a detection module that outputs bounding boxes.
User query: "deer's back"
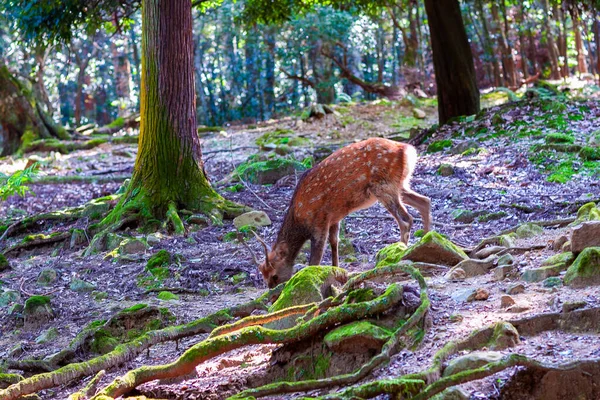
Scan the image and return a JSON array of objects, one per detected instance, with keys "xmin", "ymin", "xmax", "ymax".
[{"xmin": 292, "ymin": 138, "xmax": 415, "ymax": 226}]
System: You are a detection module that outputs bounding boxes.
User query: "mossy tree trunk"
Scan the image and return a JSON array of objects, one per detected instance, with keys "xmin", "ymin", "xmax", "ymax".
[
  {"xmin": 0, "ymin": 64, "xmax": 68, "ymax": 156},
  {"xmin": 424, "ymin": 0, "xmax": 480, "ymax": 124},
  {"xmin": 99, "ymin": 0, "xmax": 245, "ymax": 233}
]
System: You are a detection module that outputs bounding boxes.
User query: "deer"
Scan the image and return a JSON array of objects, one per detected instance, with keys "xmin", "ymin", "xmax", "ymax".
[{"xmin": 252, "ymin": 137, "xmax": 431, "ymax": 288}]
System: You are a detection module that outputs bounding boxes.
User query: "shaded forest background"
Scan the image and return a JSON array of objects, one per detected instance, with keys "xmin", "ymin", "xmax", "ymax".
[{"xmin": 1, "ymin": 0, "xmax": 599, "ymax": 131}]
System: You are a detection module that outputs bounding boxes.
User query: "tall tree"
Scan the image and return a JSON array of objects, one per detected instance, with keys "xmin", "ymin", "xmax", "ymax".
[{"xmin": 424, "ymin": 0, "xmax": 480, "ymax": 123}]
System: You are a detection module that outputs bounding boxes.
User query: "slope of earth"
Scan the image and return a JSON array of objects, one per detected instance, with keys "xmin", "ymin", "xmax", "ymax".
[{"xmin": 0, "ymin": 94, "xmax": 599, "ymax": 399}]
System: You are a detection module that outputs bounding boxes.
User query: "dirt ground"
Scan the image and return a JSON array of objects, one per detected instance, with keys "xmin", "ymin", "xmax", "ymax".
[{"xmin": 1, "ymin": 98, "xmax": 599, "ymax": 399}]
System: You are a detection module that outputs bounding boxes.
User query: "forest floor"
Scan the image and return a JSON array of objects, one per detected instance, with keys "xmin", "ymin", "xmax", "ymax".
[{"xmin": 1, "ymin": 86, "xmax": 600, "ymax": 399}]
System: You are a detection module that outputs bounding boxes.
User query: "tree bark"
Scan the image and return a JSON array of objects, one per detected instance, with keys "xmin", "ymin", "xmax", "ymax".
[
  {"xmin": 475, "ymin": 0, "xmax": 502, "ymax": 86},
  {"xmin": 424, "ymin": 0, "xmax": 480, "ymax": 124},
  {"xmin": 541, "ymin": 0, "xmax": 561, "ymax": 79},
  {"xmin": 517, "ymin": 4, "xmax": 530, "ymax": 81},
  {"xmin": 100, "ymin": 0, "xmax": 243, "ymax": 231},
  {"xmin": 572, "ymin": 7, "xmax": 589, "ymax": 75},
  {"xmin": 492, "ymin": 1, "xmax": 517, "ymax": 87}
]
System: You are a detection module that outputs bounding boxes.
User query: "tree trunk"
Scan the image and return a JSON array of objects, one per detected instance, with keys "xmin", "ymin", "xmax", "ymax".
[
  {"xmin": 475, "ymin": 0, "xmax": 502, "ymax": 87},
  {"xmin": 492, "ymin": 1, "xmax": 517, "ymax": 87},
  {"xmin": 0, "ymin": 64, "xmax": 68, "ymax": 156},
  {"xmin": 264, "ymin": 28, "xmax": 276, "ymax": 118},
  {"xmin": 595, "ymin": 11, "xmax": 600, "ymax": 82},
  {"xmin": 555, "ymin": 3, "xmax": 568, "ymax": 79},
  {"xmin": 541, "ymin": 0, "xmax": 561, "ymax": 79},
  {"xmin": 424, "ymin": 0, "xmax": 480, "ymax": 124},
  {"xmin": 101, "ymin": 0, "xmax": 244, "ymax": 232},
  {"xmin": 517, "ymin": 4, "xmax": 530, "ymax": 81},
  {"xmin": 572, "ymin": 8, "xmax": 589, "ymax": 76}
]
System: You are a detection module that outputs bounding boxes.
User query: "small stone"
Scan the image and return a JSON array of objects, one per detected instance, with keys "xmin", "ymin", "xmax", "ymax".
[
  {"xmin": 506, "ymin": 304, "xmax": 531, "ymax": 313},
  {"xmin": 23, "ymin": 296, "xmax": 54, "ymax": 330},
  {"xmin": 542, "ymin": 276, "xmax": 562, "ymax": 288},
  {"xmin": 450, "ymin": 140, "xmax": 479, "ymax": 155},
  {"xmin": 571, "ymin": 222, "xmax": 600, "ymax": 253},
  {"xmin": 499, "ymin": 234, "xmax": 517, "ymax": 248},
  {"xmin": 448, "ymin": 256, "xmax": 497, "ymax": 278},
  {"xmin": 521, "ymin": 264, "xmax": 563, "ymax": 282},
  {"xmin": 70, "ymin": 278, "xmax": 96, "ymax": 293},
  {"xmin": 35, "ymin": 327, "xmax": 59, "ymax": 344},
  {"xmin": 562, "ymin": 241, "xmax": 571, "ymax": 252},
  {"xmin": 92, "ymin": 291, "xmax": 108, "ymax": 301},
  {"xmin": 70, "ymin": 229, "xmax": 87, "ymax": 249},
  {"xmin": 474, "ymin": 288, "xmax": 490, "ymax": 301},
  {"xmin": 451, "ymin": 209, "xmax": 478, "ymax": 223},
  {"xmin": 562, "ymin": 301, "xmax": 586, "ymax": 313},
  {"xmin": 474, "ymin": 246, "xmax": 506, "ymax": 259},
  {"xmin": 516, "ymin": 223, "xmax": 544, "ymax": 239},
  {"xmin": 443, "ymin": 351, "xmax": 504, "ymax": 377},
  {"xmin": 233, "ymin": 211, "xmax": 272, "ymax": 230},
  {"xmin": 493, "ymin": 264, "xmax": 514, "ymax": 281},
  {"xmin": 0, "ymin": 290, "xmax": 21, "ymax": 307},
  {"xmin": 146, "ymin": 233, "xmax": 163, "ymax": 246},
  {"xmin": 402, "ymin": 232, "xmax": 469, "ymax": 266},
  {"xmin": 507, "ymin": 283, "xmax": 525, "ymax": 295},
  {"xmin": 497, "ymin": 253, "xmax": 514, "ymax": 266},
  {"xmin": 413, "ymin": 108, "xmax": 426, "ymax": 119},
  {"xmin": 36, "ymin": 269, "xmax": 58, "ymax": 286},
  {"xmin": 118, "ymin": 238, "xmax": 148, "ymax": 255},
  {"xmin": 500, "ymin": 295, "xmax": 516, "ymax": 308},
  {"xmin": 447, "ymin": 267, "xmax": 466, "ymax": 281},
  {"xmin": 553, "ymin": 235, "xmax": 569, "ymax": 251},
  {"xmin": 451, "ymin": 288, "xmax": 477, "ymax": 303},
  {"xmin": 438, "ymin": 163, "xmax": 455, "ymax": 177}
]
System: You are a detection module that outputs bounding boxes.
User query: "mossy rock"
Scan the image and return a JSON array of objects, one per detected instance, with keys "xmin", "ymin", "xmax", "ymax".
[
  {"xmin": 375, "ymin": 242, "xmax": 408, "ymax": 268},
  {"xmin": 235, "ymin": 158, "xmax": 310, "ymax": 185},
  {"xmin": 450, "ymin": 209, "xmax": 481, "ymax": 223},
  {"xmin": 541, "ymin": 252, "xmax": 574, "ymax": 268},
  {"xmin": 35, "ymin": 327, "xmax": 59, "ymax": 344},
  {"xmin": 545, "ymin": 133, "xmax": 575, "ymax": 144},
  {"xmin": 564, "ymin": 247, "xmax": 600, "ymax": 287},
  {"xmin": 521, "ymin": 264, "xmax": 566, "ymax": 282},
  {"xmin": 233, "ymin": 211, "xmax": 271, "ymax": 229},
  {"xmin": 0, "ymin": 254, "xmax": 9, "ymax": 271},
  {"xmin": 118, "ymin": 238, "xmax": 148, "ymax": 255},
  {"xmin": 499, "ymin": 233, "xmax": 517, "ymax": 248},
  {"xmin": 157, "ymin": 291, "xmax": 179, "ymax": 301},
  {"xmin": 90, "ymin": 329, "xmax": 120, "ymax": 354},
  {"xmin": 437, "ymin": 164, "xmax": 455, "ymax": 177},
  {"xmin": 147, "ymin": 249, "xmax": 171, "ymax": 270},
  {"xmin": 443, "ymin": 351, "xmax": 505, "ymax": 377},
  {"xmin": 36, "ymin": 268, "xmax": 58, "ymax": 286},
  {"xmin": 402, "ymin": 232, "xmax": 468, "ymax": 266},
  {"xmin": 427, "ymin": 139, "xmax": 453, "ymax": 153},
  {"xmin": 324, "ymin": 321, "xmax": 391, "ymax": 353},
  {"xmin": 515, "ymin": 223, "xmax": 544, "ymax": 239},
  {"xmin": 69, "ymin": 278, "xmax": 96, "ymax": 293},
  {"xmin": 269, "ymin": 266, "xmax": 347, "ymax": 330},
  {"xmin": 487, "ymin": 321, "xmax": 520, "ymax": 350},
  {"xmin": 569, "ymin": 202, "xmax": 600, "ymax": 227},
  {"xmin": 82, "ymin": 201, "xmax": 111, "ymax": 220},
  {"xmin": 0, "ymin": 373, "xmax": 23, "ymax": 389},
  {"xmin": 70, "ymin": 228, "xmax": 87, "ymax": 249},
  {"xmin": 23, "ymin": 295, "xmax": 54, "ymax": 329},
  {"xmin": 477, "ymin": 211, "xmax": 507, "ymax": 223},
  {"xmin": 0, "ymin": 290, "xmax": 20, "ymax": 307},
  {"xmin": 579, "ymin": 146, "xmax": 600, "ymax": 161}
]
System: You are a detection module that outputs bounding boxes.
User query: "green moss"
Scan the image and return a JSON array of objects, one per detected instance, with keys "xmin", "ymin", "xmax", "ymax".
[
  {"xmin": 90, "ymin": 329, "xmax": 119, "ymax": 354},
  {"xmin": 147, "ymin": 250, "xmax": 171, "ymax": 270},
  {"xmin": 157, "ymin": 291, "xmax": 179, "ymax": 301},
  {"xmin": 255, "ymin": 128, "xmax": 308, "ymax": 150},
  {"xmin": 0, "ymin": 254, "xmax": 9, "ymax": 269},
  {"xmin": 24, "ymin": 295, "xmax": 50, "ymax": 312},
  {"xmin": 107, "ymin": 117, "xmax": 125, "ymax": 129},
  {"xmin": 270, "ymin": 266, "xmax": 346, "ymax": 312},
  {"xmin": 487, "ymin": 321, "xmax": 519, "ymax": 350},
  {"xmin": 121, "ymin": 303, "xmax": 147, "ymax": 313},
  {"xmin": 427, "ymin": 139, "xmax": 453, "ymax": 153},
  {"xmin": 197, "ymin": 126, "xmax": 223, "ymax": 133},
  {"xmin": 375, "ymin": 242, "xmax": 408, "ymax": 268},
  {"xmin": 580, "ymin": 146, "xmax": 600, "ymax": 161},
  {"xmin": 235, "ymin": 157, "xmax": 310, "ymax": 185},
  {"xmin": 477, "ymin": 211, "xmax": 507, "ymax": 223},
  {"xmin": 569, "ymin": 202, "xmax": 600, "ymax": 226},
  {"xmin": 515, "ymin": 223, "xmax": 544, "ymax": 238},
  {"xmin": 21, "ymin": 232, "xmax": 63, "ymax": 243},
  {"xmin": 541, "ymin": 252, "xmax": 574, "ymax": 268},
  {"xmin": 564, "ymin": 247, "xmax": 600, "ymax": 287},
  {"xmin": 324, "ymin": 320, "xmax": 391, "ymax": 350},
  {"xmin": 545, "ymin": 132, "xmax": 575, "ymax": 144},
  {"xmin": 402, "ymin": 231, "xmax": 468, "ymax": 265}
]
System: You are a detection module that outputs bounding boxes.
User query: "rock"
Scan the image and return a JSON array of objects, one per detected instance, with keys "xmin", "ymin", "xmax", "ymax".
[
  {"xmin": 571, "ymin": 222, "xmax": 600, "ymax": 253},
  {"xmin": 452, "ymin": 288, "xmax": 477, "ymax": 303},
  {"xmin": 146, "ymin": 233, "xmax": 164, "ymax": 246},
  {"xmin": 0, "ymin": 254, "xmax": 10, "ymax": 271},
  {"xmin": 493, "ymin": 264, "xmax": 515, "ymax": 281},
  {"xmin": 0, "ymin": 290, "xmax": 20, "ymax": 307},
  {"xmin": 36, "ymin": 268, "xmax": 58, "ymax": 286},
  {"xmin": 564, "ymin": 247, "xmax": 600, "ymax": 287},
  {"xmin": 474, "ymin": 288, "xmax": 490, "ymax": 300},
  {"xmin": 35, "ymin": 327, "xmax": 59, "ymax": 344},
  {"xmin": 500, "ymin": 295, "xmax": 516, "ymax": 308},
  {"xmin": 23, "ymin": 295, "xmax": 54, "ymax": 330},
  {"xmin": 515, "ymin": 223, "xmax": 544, "ymax": 239},
  {"xmin": 431, "ymin": 387, "xmax": 470, "ymax": 400},
  {"xmin": 499, "ymin": 233, "xmax": 517, "ymax": 248},
  {"xmin": 443, "ymin": 351, "xmax": 505, "ymax": 377},
  {"xmin": 70, "ymin": 229, "xmax": 87, "ymax": 249},
  {"xmin": 541, "ymin": 252, "xmax": 575, "ymax": 268},
  {"xmin": 489, "ymin": 321, "xmax": 521, "ymax": 349},
  {"xmin": 475, "ymin": 246, "xmax": 506, "ymax": 259},
  {"xmin": 233, "ymin": 211, "xmax": 272, "ymax": 230},
  {"xmin": 438, "ymin": 163, "xmax": 455, "ymax": 177},
  {"xmin": 553, "ymin": 235, "xmax": 569, "ymax": 251},
  {"xmin": 497, "ymin": 253, "xmax": 514, "ymax": 266},
  {"xmin": 447, "ymin": 267, "xmax": 466, "ymax": 281},
  {"xmin": 506, "ymin": 283, "xmax": 525, "ymax": 295},
  {"xmin": 506, "ymin": 304, "xmax": 531, "ymax": 313},
  {"xmin": 118, "ymin": 238, "xmax": 148, "ymax": 255},
  {"xmin": 543, "ymin": 276, "xmax": 562, "ymax": 288},
  {"xmin": 70, "ymin": 278, "xmax": 96, "ymax": 292},
  {"xmin": 402, "ymin": 232, "xmax": 469, "ymax": 266},
  {"xmin": 568, "ymin": 202, "xmax": 600, "ymax": 227},
  {"xmin": 82, "ymin": 200, "xmax": 111, "ymax": 219},
  {"xmin": 413, "ymin": 108, "xmax": 426, "ymax": 119},
  {"xmin": 447, "ymin": 256, "xmax": 497, "ymax": 278},
  {"xmin": 92, "ymin": 291, "xmax": 108, "ymax": 301},
  {"xmin": 268, "ymin": 266, "xmax": 347, "ymax": 329},
  {"xmin": 450, "ymin": 140, "xmax": 479, "ymax": 155},
  {"xmin": 562, "ymin": 301, "xmax": 586, "ymax": 313},
  {"xmin": 451, "ymin": 209, "xmax": 479, "ymax": 223},
  {"xmin": 521, "ymin": 264, "xmax": 564, "ymax": 282},
  {"xmin": 375, "ymin": 242, "xmax": 408, "ymax": 267},
  {"xmin": 237, "ymin": 158, "xmax": 309, "ymax": 185},
  {"xmin": 324, "ymin": 321, "xmax": 391, "ymax": 353},
  {"xmin": 562, "ymin": 241, "xmax": 572, "ymax": 252}
]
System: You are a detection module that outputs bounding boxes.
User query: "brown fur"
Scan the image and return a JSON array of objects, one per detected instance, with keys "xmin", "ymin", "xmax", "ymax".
[{"xmin": 258, "ymin": 138, "xmax": 431, "ymax": 288}]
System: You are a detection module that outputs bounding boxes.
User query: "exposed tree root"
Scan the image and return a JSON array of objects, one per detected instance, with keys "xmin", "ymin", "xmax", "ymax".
[
  {"xmin": 495, "ymin": 244, "xmax": 547, "ymax": 256},
  {"xmin": 0, "ymin": 286, "xmax": 282, "ymax": 400},
  {"xmin": 166, "ymin": 201, "xmax": 185, "ymax": 235},
  {"xmin": 22, "ymin": 138, "xmax": 108, "ymax": 154},
  {"xmin": 67, "ymin": 370, "xmax": 106, "ymax": 400},
  {"xmin": 90, "ymin": 282, "xmax": 404, "ymax": 399},
  {"xmin": 31, "ymin": 174, "xmax": 130, "ymax": 184},
  {"xmin": 2, "ymin": 231, "xmax": 71, "ymax": 255},
  {"xmin": 228, "ymin": 263, "xmax": 430, "ymax": 400},
  {"xmin": 0, "ymin": 208, "xmax": 83, "ymax": 242}
]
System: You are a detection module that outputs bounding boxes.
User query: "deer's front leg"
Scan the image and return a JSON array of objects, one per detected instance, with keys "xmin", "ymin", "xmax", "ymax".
[
  {"xmin": 328, "ymin": 222, "xmax": 340, "ymax": 266},
  {"xmin": 309, "ymin": 230, "xmax": 328, "ymax": 266}
]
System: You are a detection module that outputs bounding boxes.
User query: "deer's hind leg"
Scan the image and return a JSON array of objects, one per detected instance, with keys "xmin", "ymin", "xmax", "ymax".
[
  {"xmin": 401, "ymin": 188, "xmax": 431, "ymax": 233},
  {"xmin": 373, "ymin": 186, "xmax": 413, "ymax": 244},
  {"xmin": 328, "ymin": 222, "xmax": 340, "ymax": 266}
]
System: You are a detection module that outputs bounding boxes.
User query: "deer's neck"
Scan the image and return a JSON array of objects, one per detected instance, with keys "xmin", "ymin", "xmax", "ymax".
[{"xmin": 276, "ymin": 208, "xmax": 310, "ymax": 266}]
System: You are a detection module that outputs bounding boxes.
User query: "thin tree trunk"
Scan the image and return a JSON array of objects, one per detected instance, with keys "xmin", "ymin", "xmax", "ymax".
[
  {"xmin": 517, "ymin": 4, "xmax": 530, "ymax": 81},
  {"xmin": 542, "ymin": 0, "xmax": 561, "ymax": 79},
  {"xmin": 493, "ymin": 1, "xmax": 517, "ymax": 87},
  {"xmin": 424, "ymin": 0, "xmax": 480, "ymax": 124},
  {"xmin": 475, "ymin": 0, "xmax": 502, "ymax": 86},
  {"xmin": 264, "ymin": 28, "xmax": 276, "ymax": 118},
  {"xmin": 572, "ymin": 7, "xmax": 589, "ymax": 75}
]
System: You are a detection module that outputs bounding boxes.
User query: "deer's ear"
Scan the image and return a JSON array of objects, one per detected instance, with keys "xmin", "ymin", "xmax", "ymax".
[{"xmin": 275, "ymin": 243, "xmax": 289, "ymax": 258}]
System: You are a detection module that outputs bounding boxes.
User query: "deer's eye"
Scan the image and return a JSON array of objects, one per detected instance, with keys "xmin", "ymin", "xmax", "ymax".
[{"xmin": 271, "ymin": 275, "xmax": 279, "ymax": 284}]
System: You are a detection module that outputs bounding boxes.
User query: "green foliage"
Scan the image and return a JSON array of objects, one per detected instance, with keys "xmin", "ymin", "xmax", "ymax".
[
  {"xmin": 545, "ymin": 133, "xmax": 574, "ymax": 144},
  {"xmin": 157, "ymin": 291, "xmax": 179, "ymax": 301},
  {"xmin": 426, "ymin": 140, "xmax": 452, "ymax": 153},
  {"xmin": 0, "ymin": 162, "xmax": 39, "ymax": 201}
]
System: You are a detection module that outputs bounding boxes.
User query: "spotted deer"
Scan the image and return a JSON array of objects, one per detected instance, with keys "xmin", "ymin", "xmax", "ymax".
[{"xmin": 255, "ymin": 137, "xmax": 431, "ymax": 288}]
